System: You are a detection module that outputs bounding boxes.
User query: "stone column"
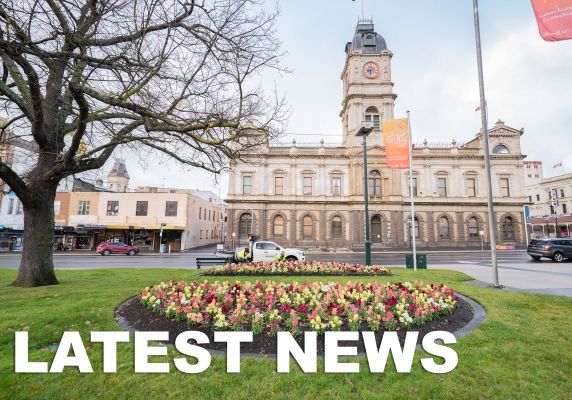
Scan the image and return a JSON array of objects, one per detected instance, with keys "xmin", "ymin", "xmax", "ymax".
[
  {"xmin": 395, "ymin": 210, "xmax": 404, "ymax": 246},
  {"xmin": 320, "ymin": 209, "xmax": 326, "ymax": 248},
  {"xmin": 426, "ymin": 211, "xmax": 435, "ymax": 245},
  {"xmin": 456, "ymin": 211, "xmax": 464, "ymax": 247},
  {"xmin": 290, "ymin": 209, "xmax": 297, "ymax": 247}
]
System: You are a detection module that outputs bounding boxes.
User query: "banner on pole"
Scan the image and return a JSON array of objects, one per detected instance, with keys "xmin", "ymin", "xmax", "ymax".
[
  {"xmin": 382, "ymin": 118, "xmax": 410, "ymax": 169},
  {"xmin": 531, "ymin": 0, "xmax": 572, "ymax": 41}
]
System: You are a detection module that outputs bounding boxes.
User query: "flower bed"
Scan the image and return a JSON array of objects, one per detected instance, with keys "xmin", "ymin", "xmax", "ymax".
[
  {"xmin": 202, "ymin": 261, "xmax": 391, "ymax": 276},
  {"xmin": 139, "ymin": 280, "xmax": 458, "ymax": 335}
]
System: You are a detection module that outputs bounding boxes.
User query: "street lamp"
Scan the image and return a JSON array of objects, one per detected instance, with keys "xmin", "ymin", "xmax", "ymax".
[{"xmin": 357, "ymin": 121, "xmax": 375, "ymax": 266}]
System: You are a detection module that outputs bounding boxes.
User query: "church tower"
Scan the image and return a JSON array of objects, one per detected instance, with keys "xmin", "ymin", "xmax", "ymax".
[
  {"xmin": 340, "ymin": 20, "xmax": 396, "ymax": 147},
  {"xmin": 106, "ymin": 158, "xmax": 130, "ymax": 192}
]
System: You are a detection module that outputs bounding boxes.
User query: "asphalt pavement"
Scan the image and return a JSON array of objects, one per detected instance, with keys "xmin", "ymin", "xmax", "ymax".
[{"xmin": 1, "ymin": 250, "xmax": 571, "ymax": 297}]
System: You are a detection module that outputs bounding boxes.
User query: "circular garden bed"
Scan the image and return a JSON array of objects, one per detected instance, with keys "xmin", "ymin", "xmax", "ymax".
[
  {"xmin": 116, "ymin": 279, "xmax": 475, "ymax": 355},
  {"xmin": 202, "ymin": 261, "xmax": 391, "ymax": 276}
]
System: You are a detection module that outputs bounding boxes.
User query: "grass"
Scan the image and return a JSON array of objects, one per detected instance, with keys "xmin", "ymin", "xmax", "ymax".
[{"xmin": 0, "ymin": 268, "xmax": 571, "ymax": 400}]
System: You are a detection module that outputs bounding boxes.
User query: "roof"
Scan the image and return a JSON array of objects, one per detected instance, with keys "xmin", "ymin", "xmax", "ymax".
[
  {"xmin": 345, "ymin": 20, "xmax": 388, "ymax": 54},
  {"xmin": 107, "ymin": 159, "xmax": 130, "ymax": 179}
]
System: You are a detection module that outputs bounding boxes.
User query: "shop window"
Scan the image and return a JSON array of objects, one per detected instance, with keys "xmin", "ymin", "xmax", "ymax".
[{"xmin": 502, "ymin": 217, "xmax": 515, "ymax": 240}]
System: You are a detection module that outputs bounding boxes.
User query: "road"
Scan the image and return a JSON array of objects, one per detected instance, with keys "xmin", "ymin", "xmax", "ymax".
[{"xmin": 1, "ymin": 251, "xmax": 571, "ymax": 296}]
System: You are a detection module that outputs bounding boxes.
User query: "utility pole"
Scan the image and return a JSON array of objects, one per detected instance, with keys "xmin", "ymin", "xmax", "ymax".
[{"xmin": 473, "ymin": 0, "xmax": 500, "ymax": 287}]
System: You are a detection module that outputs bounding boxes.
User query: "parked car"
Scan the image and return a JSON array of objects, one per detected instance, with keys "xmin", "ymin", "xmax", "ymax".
[
  {"xmin": 96, "ymin": 242, "xmax": 139, "ymax": 256},
  {"xmin": 527, "ymin": 238, "xmax": 572, "ymax": 263},
  {"xmin": 234, "ymin": 240, "xmax": 305, "ymax": 263}
]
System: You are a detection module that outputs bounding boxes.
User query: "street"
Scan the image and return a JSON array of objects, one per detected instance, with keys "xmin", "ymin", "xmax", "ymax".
[{"xmin": 1, "ymin": 250, "xmax": 571, "ymax": 296}]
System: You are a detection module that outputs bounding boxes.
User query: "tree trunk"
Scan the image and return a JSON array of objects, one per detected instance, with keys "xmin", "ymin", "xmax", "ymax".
[{"xmin": 12, "ymin": 186, "xmax": 59, "ymax": 287}]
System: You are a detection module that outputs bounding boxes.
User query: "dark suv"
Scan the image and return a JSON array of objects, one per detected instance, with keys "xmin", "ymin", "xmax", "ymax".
[{"xmin": 527, "ymin": 238, "xmax": 572, "ymax": 263}]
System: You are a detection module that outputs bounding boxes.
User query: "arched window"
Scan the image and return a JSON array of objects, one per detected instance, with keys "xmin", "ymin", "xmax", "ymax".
[
  {"xmin": 368, "ymin": 170, "xmax": 382, "ymax": 196},
  {"xmin": 273, "ymin": 215, "xmax": 284, "ymax": 236},
  {"xmin": 502, "ymin": 217, "xmax": 515, "ymax": 240},
  {"xmin": 238, "ymin": 213, "xmax": 252, "ymax": 238},
  {"xmin": 331, "ymin": 216, "xmax": 342, "ymax": 239},
  {"xmin": 364, "ymin": 34, "xmax": 376, "ymax": 46},
  {"xmin": 407, "ymin": 216, "xmax": 420, "ymax": 239},
  {"xmin": 302, "ymin": 215, "xmax": 313, "ymax": 239},
  {"xmin": 493, "ymin": 144, "xmax": 509, "ymax": 154},
  {"xmin": 439, "ymin": 217, "xmax": 450, "ymax": 239},
  {"xmin": 371, "ymin": 215, "xmax": 382, "ymax": 243},
  {"xmin": 468, "ymin": 217, "xmax": 479, "ymax": 238},
  {"xmin": 365, "ymin": 106, "xmax": 380, "ymax": 130}
]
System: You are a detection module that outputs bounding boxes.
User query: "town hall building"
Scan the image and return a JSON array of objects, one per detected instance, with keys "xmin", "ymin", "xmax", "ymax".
[{"xmin": 225, "ymin": 21, "xmax": 528, "ymax": 249}]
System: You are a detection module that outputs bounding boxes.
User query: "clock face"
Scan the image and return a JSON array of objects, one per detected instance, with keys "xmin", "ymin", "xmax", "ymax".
[{"xmin": 362, "ymin": 62, "xmax": 380, "ymax": 79}]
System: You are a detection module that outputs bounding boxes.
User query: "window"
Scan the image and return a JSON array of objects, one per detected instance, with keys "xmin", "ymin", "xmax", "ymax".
[
  {"xmin": 208, "ymin": 210, "xmax": 211, "ymax": 220},
  {"xmin": 500, "ymin": 178, "xmax": 510, "ymax": 197},
  {"xmin": 492, "ymin": 144, "xmax": 509, "ymax": 154},
  {"xmin": 239, "ymin": 213, "xmax": 252, "ymax": 238},
  {"xmin": 439, "ymin": 217, "xmax": 450, "ymax": 239},
  {"xmin": 407, "ymin": 217, "xmax": 420, "ymax": 239},
  {"xmin": 409, "ymin": 177, "xmax": 418, "ymax": 197},
  {"xmin": 502, "ymin": 217, "xmax": 515, "ymax": 240},
  {"xmin": 535, "ymin": 174, "xmax": 539, "ymax": 178},
  {"xmin": 15, "ymin": 200, "xmax": 22, "ymax": 214},
  {"xmin": 136, "ymin": 201, "xmax": 148, "ymax": 216},
  {"xmin": 437, "ymin": 177, "xmax": 447, "ymax": 197},
  {"xmin": 199, "ymin": 207, "xmax": 202, "ymax": 219},
  {"xmin": 364, "ymin": 34, "xmax": 375, "ymax": 46},
  {"xmin": 275, "ymin": 176, "xmax": 284, "ymax": 195},
  {"xmin": 528, "ymin": 196, "xmax": 532, "ymax": 203},
  {"xmin": 106, "ymin": 200, "xmax": 119, "ymax": 216},
  {"xmin": 550, "ymin": 205, "xmax": 555, "ymax": 214},
  {"xmin": 561, "ymin": 189, "xmax": 565, "ymax": 198},
  {"xmin": 563, "ymin": 204, "xmax": 568, "ymax": 214},
  {"xmin": 165, "ymin": 201, "xmax": 178, "ymax": 216},
  {"xmin": 273, "ymin": 215, "xmax": 284, "ymax": 236},
  {"xmin": 536, "ymin": 194, "xmax": 540, "ymax": 201},
  {"xmin": 77, "ymin": 200, "xmax": 90, "ymax": 215},
  {"xmin": 200, "ymin": 230, "xmax": 202, "ymax": 239},
  {"xmin": 527, "ymin": 174, "xmax": 532, "ymax": 178},
  {"xmin": 242, "ymin": 176, "xmax": 252, "ymax": 195},
  {"xmin": 466, "ymin": 178, "xmax": 476, "ymax": 197},
  {"xmin": 331, "ymin": 216, "xmax": 342, "ymax": 239},
  {"xmin": 302, "ymin": 215, "xmax": 313, "ymax": 238},
  {"xmin": 364, "ymin": 106, "xmax": 380, "ymax": 130},
  {"xmin": 8, "ymin": 198, "xmax": 14, "ymax": 214},
  {"xmin": 332, "ymin": 177, "xmax": 342, "ymax": 196},
  {"xmin": 468, "ymin": 217, "xmax": 479, "ymax": 238},
  {"xmin": 204, "ymin": 209, "xmax": 206, "ymax": 219},
  {"xmin": 369, "ymin": 170, "xmax": 382, "ymax": 196},
  {"xmin": 54, "ymin": 200, "xmax": 61, "ymax": 215},
  {"xmin": 303, "ymin": 177, "xmax": 313, "ymax": 196}
]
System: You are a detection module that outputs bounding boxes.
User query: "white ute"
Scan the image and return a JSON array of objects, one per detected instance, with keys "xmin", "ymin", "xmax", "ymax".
[{"xmin": 234, "ymin": 240, "xmax": 305, "ymax": 262}]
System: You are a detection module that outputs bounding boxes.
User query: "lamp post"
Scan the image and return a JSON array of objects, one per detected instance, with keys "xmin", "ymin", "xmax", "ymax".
[{"xmin": 357, "ymin": 122, "xmax": 374, "ymax": 266}]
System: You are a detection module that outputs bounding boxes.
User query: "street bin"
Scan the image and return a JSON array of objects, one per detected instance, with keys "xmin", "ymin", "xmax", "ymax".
[
  {"xmin": 160, "ymin": 244, "xmax": 167, "ymax": 253},
  {"xmin": 405, "ymin": 254, "xmax": 427, "ymax": 269}
]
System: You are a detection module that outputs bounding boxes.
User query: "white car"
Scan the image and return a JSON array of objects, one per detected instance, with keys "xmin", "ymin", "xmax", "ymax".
[{"xmin": 234, "ymin": 241, "xmax": 305, "ymax": 262}]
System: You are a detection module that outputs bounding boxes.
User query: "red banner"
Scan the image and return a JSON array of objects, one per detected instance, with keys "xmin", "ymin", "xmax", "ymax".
[
  {"xmin": 382, "ymin": 118, "xmax": 410, "ymax": 169},
  {"xmin": 531, "ymin": 0, "xmax": 572, "ymax": 41}
]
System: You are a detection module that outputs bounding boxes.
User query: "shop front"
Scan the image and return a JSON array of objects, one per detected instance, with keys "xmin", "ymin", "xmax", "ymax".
[
  {"xmin": 530, "ymin": 216, "xmax": 572, "ymax": 238},
  {"xmin": 71, "ymin": 224, "xmax": 107, "ymax": 250},
  {"xmin": 0, "ymin": 225, "xmax": 24, "ymax": 252},
  {"xmin": 104, "ymin": 225, "xmax": 156, "ymax": 252}
]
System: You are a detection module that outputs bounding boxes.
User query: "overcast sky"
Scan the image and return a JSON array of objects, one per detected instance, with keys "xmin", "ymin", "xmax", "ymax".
[{"xmin": 118, "ymin": 0, "xmax": 572, "ymax": 194}]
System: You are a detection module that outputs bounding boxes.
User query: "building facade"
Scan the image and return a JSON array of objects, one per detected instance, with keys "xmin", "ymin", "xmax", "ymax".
[
  {"xmin": 225, "ymin": 21, "xmax": 528, "ymax": 249},
  {"xmin": 525, "ymin": 166, "xmax": 572, "ymax": 238}
]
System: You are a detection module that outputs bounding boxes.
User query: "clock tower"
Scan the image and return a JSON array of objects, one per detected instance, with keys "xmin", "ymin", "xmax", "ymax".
[{"xmin": 340, "ymin": 20, "xmax": 397, "ymax": 147}]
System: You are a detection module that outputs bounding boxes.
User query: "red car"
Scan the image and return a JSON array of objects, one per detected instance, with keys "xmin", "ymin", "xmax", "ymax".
[{"xmin": 96, "ymin": 242, "xmax": 139, "ymax": 256}]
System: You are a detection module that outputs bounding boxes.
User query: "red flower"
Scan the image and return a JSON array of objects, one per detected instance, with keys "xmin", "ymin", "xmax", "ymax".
[{"xmin": 296, "ymin": 304, "xmax": 309, "ymax": 313}]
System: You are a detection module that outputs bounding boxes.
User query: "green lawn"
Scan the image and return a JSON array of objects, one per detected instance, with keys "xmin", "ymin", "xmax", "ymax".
[{"xmin": 0, "ymin": 268, "xmax": 571, "ymax": 400}]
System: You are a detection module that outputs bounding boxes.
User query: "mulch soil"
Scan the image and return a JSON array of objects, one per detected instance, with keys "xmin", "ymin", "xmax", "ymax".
[{"xmin": 116, "ymin": 296, "xmax": 474, "ymax": 356}]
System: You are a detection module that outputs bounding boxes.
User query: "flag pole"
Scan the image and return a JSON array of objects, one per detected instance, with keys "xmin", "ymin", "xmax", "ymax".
[
  {"xmin": 407, "ymin": 111, "xmax": 417, "ymax": 272},
  {"xmin": 473, "ymin": 0, "xmax": 500, "ymax": 287}
]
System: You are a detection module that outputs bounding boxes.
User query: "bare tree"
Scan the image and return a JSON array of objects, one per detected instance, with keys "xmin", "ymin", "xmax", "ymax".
[{"xmin": 0, "ymin": 0, "xmax": 286, "ymax": 287}]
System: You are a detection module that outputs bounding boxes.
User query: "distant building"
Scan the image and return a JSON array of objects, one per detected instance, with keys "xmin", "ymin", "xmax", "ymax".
[
  {"xmin": 225, "ymin": 21, "xmax": 529, "ymax": 249},
  {"xmin": 525, "ymin": 172, "xmax": 572, "ymax": 238},
  {"xmin": 523, "ymin": 161, "xmax": 544, "ymax": 187},
  {"xmin": 106, "ymin": 158, "xmax": 130, "ymax": 192}
]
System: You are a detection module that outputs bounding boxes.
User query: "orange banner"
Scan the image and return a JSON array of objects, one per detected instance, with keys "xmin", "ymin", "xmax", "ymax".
[
  {"xmin": 531, "ymin": 0, "xmax": 572, "ymax": 41},
  {"xmin": 382, "ymin": 118, "xmax": 410, "ymax": 169}
]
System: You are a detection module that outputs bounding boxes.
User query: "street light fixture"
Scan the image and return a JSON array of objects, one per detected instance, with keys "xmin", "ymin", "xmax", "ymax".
[{"xmin": 357, "ymin": 121, "xmax": 375, "ymax": 266}]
